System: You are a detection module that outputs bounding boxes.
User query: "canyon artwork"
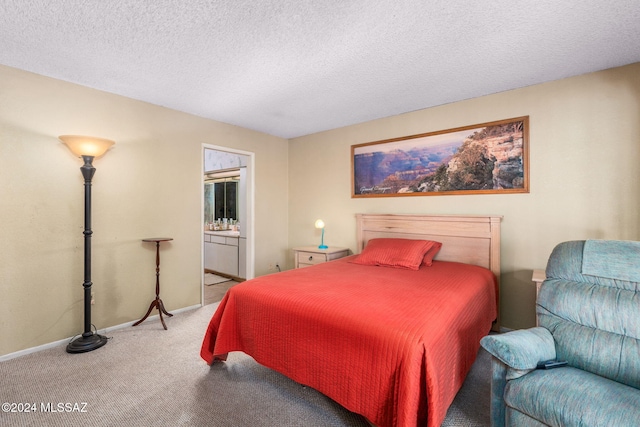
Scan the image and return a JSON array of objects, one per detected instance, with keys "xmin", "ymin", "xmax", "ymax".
[{"xmin": 352, "ymin": 118, "xmax": 528, "ymax": 197}]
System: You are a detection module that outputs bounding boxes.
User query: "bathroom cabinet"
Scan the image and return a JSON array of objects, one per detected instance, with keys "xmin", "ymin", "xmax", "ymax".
[{"xmin": 204, "ymin": 232, "xmax": 239, "ymax": 276}]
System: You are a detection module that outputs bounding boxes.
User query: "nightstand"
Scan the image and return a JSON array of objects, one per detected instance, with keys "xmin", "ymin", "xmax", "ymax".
[
  {"xmin": 532, "ymin": 269, "xmax": 546, "ymax": 297},
  {"xmin": 293, "ymin": 246, "xmax": 350, "ymax": 268},
  {"xmin": 532, "ymin": 269, "xmax": 546, "ymax": 326}
]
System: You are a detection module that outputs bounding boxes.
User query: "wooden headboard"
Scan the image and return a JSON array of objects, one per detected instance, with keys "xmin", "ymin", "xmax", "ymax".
[
  {"xmin": 356, "ymin": 213, "xmax": 502, "ymax": 281},
  {"xmin": 356, "ymin": 213, "xmax": 502, "ymax": 330}
]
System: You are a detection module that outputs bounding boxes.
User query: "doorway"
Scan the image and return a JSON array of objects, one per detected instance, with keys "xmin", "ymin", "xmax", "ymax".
[{"xmin": 202, "ymin": 145, "xmax": 255, "ymax": 305}]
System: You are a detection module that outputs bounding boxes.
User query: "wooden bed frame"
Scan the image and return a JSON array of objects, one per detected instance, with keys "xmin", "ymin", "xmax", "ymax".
[
  {"xmin": 356, "ymin": 213, "xmax": 502, "ymax": 329},
  {"xmin": 201, "ymin": 213, "xmax": 503, "ymax": 426}
]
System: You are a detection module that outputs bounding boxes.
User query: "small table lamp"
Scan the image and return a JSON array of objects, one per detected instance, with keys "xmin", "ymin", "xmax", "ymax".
[{"xmin": 315, "ymin": 219, "xmax": 328, "ymax": 249}]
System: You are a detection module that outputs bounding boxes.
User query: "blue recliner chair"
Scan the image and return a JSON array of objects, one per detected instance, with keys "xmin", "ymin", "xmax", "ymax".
[{"xmin": 480, "ymin": 240, "xmax": 640, "ymax": 426}]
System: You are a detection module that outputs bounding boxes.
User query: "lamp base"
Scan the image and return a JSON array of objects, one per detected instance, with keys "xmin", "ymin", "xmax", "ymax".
[
  {"xmin": 66, "ymin": 332, "xmax": 108, "ymax": 354},
  {"xmin": 318, "ymin": 244, "xmax": 328, "ymax": 249}
]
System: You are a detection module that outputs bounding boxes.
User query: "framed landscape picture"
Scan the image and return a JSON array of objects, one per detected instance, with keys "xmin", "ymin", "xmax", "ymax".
[{"xmin": 351, "ymin": 116, "xmax": 529, "ymax": 198}]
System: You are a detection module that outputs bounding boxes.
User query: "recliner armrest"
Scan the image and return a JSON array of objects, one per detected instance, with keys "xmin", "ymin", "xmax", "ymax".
[
  {"xmin": 481, "ymin": 327, "xmax": 556, "ymax": 371},
  {"xmin": 481, "ymin": 328, "xmax": 556, "ymax": 427}
]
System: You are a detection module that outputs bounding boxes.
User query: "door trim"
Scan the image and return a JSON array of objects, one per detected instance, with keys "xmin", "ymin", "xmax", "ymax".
[{"xmin": 201, "ymin": 144, "xmax": 255, "ymax": 305}]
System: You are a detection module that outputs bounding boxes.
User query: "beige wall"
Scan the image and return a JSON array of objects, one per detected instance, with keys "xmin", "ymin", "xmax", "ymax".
[
  {"xmin": 2, "ymin": 62, "xmax": 638, "ymax": 357},
  {"xmin": 288, "ymin": 63, "xmax": 640, "ymax": 330},
  {"xmin": 0, "ymin": 65, "xmax": 289, "ymax": 357}
]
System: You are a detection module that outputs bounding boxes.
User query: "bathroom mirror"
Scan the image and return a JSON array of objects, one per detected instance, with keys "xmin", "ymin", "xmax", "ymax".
[{"xmin": 204, "ymin": 172, "xmax": 239, "ymax": 223}]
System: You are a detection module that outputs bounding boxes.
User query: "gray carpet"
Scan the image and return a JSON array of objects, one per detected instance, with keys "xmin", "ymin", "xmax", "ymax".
[{"xmin": 0, "ymin": 303, "xmax": 490, "ymax": 426}]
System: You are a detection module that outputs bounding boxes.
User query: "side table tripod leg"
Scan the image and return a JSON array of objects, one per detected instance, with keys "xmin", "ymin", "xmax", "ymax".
[
  {"xmin": 158, "ymin": 308, "xmax": 167, "ymax": 330},
  {"xmin": 133, "ymin": 299, "xmax": 157, "ymax": 327},
  {"xmin": 158, "ymin": 298, "xmax": 173, "ymax": 318}
]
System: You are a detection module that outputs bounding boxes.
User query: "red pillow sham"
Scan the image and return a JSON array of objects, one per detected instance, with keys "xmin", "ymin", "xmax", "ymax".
[
  {"xmin": 351, "ymin": 238, "xmax": 441, "ymax": 270},
  {"xmin": 422, "ymin": 241, "xmax": 443, "ymax": 266}
]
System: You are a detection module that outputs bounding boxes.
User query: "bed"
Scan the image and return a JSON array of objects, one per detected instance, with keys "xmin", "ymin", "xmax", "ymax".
[{"xmin": 201, "ymin": 213, "xmax": 501, "ymax": 427}]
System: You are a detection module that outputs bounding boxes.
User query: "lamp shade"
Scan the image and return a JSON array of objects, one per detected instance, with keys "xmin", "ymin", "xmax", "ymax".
[
  {"xmin": 315, "ymin": 219, "xmax": 325, "ymax": 229},
  {"xmin": 59, "ymin": 135, "xmax": 115, "ymax": 158}
]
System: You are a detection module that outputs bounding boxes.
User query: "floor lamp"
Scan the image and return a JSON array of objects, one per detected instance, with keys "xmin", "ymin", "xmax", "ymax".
[{"xmin": 60, "ymin": 135, "xmax": 114, "ymax": 354}]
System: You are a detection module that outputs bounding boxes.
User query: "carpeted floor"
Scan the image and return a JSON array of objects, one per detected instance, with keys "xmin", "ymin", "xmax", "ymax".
[{"xmin": 0, "ymin": 303, "xmax": 490, "ymax": 426}]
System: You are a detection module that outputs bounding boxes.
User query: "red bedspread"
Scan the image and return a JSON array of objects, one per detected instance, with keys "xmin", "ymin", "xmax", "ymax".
[{"xmin": 200, "ymin": 257, "xmax": 497, "ymax": 427}]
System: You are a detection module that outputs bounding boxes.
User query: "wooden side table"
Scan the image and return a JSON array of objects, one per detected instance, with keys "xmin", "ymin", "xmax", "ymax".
[
  {"xmin": 133, "ymin": 238, "xmax": 174, "ymax": 330},
  {"xmin": 532, "ymin": 269, "xmax": 546, "ymax": 298},
  {"xmin": 532, "ymin": 269, "xmax": 546, "ymax": 326},
  {"xmin": 293, "ymin": 246, "xmax": 350, "ymax": 268}
]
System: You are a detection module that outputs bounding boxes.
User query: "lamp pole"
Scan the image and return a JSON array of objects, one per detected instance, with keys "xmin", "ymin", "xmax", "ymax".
[
  {"xmin": 66, "ymin": 155, "xmax": 108, "ymax": 353},
  {"xmin": 60, "ymin": 135, "xmax": 114, "ymax": 354}
]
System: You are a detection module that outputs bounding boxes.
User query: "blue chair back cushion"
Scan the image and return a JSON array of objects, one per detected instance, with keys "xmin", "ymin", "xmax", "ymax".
[{"xmin": 537, "ymin": 240, "xmax": 640, "ymax": 390}]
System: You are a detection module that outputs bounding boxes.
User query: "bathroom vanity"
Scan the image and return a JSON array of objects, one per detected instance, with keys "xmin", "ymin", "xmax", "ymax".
[{"xmin": 204, "ymin": 230, "xmax": 243, "ymax": 277}]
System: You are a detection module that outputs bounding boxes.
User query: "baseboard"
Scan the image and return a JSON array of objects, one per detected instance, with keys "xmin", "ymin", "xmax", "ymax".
[{"xmin": 0, "ymin": 304, "xmax": 202, "ymax": 362}]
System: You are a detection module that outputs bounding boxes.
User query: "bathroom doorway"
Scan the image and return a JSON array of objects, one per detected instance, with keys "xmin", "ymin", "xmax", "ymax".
[{"xmin": 202, "ymin": 145, "xmax": 255, "ymax": 305}]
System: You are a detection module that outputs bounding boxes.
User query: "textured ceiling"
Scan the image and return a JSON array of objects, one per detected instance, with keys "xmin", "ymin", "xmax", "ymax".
[{"xmin": 1, "ymin": 0, "xmax": 639, "ymax": 139}]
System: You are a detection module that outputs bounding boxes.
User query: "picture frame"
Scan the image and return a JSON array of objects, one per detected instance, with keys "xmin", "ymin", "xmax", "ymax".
[{"xmin": 351, "ymin": 116, "xmax": 529, "ymax": 198}]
